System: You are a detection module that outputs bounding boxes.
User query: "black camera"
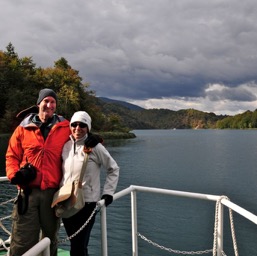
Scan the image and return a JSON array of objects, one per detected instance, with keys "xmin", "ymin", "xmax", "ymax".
[{"xmin": 11, "ymin": 163, "xmax": 37, "ymax": 185}]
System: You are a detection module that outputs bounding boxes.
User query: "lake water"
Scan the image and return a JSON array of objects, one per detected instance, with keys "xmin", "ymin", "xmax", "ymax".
[{"xmin": 1, "ymin": 129, "xmax": 257, "ymax": 255}]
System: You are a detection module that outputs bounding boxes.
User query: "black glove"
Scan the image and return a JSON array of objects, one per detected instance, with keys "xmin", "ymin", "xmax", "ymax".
[
  {"xmin": 101, "ymin": 194, "xmax": 113, "ymax": 207},
  {"xmin": 11, "ymin": 163, "xmax": 37, "ymax": 185},
  {"xmin": 85, "ymin": 133, "xmax": 103, "ymax": 148}
]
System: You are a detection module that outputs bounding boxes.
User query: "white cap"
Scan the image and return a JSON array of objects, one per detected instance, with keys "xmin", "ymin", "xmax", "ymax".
[{"xmin": 70, "ymin": 111, "xmax": 92, "ymax": 131}]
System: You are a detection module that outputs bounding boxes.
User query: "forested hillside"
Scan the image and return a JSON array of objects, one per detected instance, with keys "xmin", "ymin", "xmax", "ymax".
[
  {"xmin": 216, "ymin": 110, "xmax": 257, "ymax": 129},
  {"xmin": 95, "ymin": 98, "xmax": 227, "ymax": 129},
  {"xmin": 1, "ymin": 43, "xmax": 256, "ymax": 133},
  {"xmin": 98, "ymin": 98, "xmax": 257, "ymax": 130}
]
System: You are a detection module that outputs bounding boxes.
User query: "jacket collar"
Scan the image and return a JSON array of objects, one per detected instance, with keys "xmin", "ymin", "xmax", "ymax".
[{"xmin": 70, "ymin": 133, "xmax": 88, "ymax": 145}]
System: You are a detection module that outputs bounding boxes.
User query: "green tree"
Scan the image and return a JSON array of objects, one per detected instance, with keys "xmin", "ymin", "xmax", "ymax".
[{"xmin": 0, "ymin": 43, "xmax": 132, "ymax": 134}]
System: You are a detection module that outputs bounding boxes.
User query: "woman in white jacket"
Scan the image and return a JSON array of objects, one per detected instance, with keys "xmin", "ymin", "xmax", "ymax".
[{"xmin": 61, "ymin": 111, "xmax": 120, "ymax": 256}]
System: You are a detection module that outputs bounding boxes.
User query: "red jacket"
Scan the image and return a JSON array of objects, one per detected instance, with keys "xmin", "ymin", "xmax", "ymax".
[{"xmin": 6, "ymin": 114, "xmax": 70, "ymax": 190}]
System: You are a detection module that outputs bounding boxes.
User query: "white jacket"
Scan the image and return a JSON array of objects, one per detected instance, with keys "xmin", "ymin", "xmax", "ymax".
[{"xmin": 61, "ymin": 134, "xmax": 120, "ymax": 202}]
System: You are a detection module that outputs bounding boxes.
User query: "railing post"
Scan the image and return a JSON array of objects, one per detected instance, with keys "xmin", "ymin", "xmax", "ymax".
[
  {"xmin": 217, "ymin": 201, "xmax": 224, "ymax": 256},
  {"xmin": 131, "ymin": 190, "xmax": 138, "ymax": 256},
  {"xmin": 101, "ymin": 205, "xmax": 108, "ymax": 256}
]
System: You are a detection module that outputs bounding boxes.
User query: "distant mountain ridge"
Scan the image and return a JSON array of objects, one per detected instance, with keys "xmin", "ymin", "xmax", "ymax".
[
  {"xmin": 98, "ymin": 97, "xmax": 144, "ymax": 110},
  {"xmin": 96, "ymin": 97, "xmax": 228, "ymax": 129},
  {"xmin": 96, "ymin": 97, "xmax": 257, "ymax": 130}
]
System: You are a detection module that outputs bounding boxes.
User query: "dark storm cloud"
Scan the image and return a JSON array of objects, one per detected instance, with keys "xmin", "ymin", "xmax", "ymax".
[
  {"xmin": 206, "ymin": 85, "xmax": 257, "ymax": 102},
  {"xmin": 1, "ymin": 0, "xmax": 257, "ymax": 114}
]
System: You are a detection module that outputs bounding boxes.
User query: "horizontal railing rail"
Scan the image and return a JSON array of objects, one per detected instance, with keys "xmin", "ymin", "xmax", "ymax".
[
  {"xmin": 22, "ymin": 237, "xmax": 50, "ymax": 256},
  {"xmin": 0, "ymin": 176, "xmax": 8, "ymax": 182}
]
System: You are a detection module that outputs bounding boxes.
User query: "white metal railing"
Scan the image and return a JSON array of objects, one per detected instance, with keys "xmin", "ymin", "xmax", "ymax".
[
  {"xmin": 105, "ymin": 186, "xmax": 223, "ymax": 256},
  {"xmin": 99, "ymin": 185, "xmax": 257, "ymax": 256},
  {"xmin": 0, "ymin": 176, "xmax": 8, "ymax": 182},
  {"xmin": 2, "ymin": 177, "xmax": 257, "ymax": 256},
  {"xmin": 22, "ymin": 237, "xmax": 51, "ymax": 256}
]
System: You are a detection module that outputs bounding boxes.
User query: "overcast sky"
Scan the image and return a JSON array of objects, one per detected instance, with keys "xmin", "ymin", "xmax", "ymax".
[{"xmin": 1, "ymin": 0, "xmax": 257, "ymax": 115}]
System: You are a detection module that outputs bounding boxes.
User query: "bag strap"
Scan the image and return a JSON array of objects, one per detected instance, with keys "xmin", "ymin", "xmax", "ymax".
[{"xmin": 78, "ymin": 148, "xmax": 90, "ymax": 182}]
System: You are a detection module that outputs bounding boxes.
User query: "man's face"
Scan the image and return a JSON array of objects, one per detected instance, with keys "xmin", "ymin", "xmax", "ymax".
[{"xmin": 38, "ymin": 96, "xmax": 56, "ymax": 121}]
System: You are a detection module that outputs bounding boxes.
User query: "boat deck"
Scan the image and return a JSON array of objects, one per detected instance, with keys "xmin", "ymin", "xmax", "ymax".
[{"xmin": 0, "ymin": 248, "xmax": 69, "ymax": 256}]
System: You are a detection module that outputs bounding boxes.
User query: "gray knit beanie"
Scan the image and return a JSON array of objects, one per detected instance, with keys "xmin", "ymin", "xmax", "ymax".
[{"xmin": 37, "ymin": 88, "xmax": 57, "ymax": 105}]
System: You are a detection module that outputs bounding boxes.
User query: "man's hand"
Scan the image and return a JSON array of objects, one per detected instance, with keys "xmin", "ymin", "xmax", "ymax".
[
  {"xmin": 85, "ymin": 133, "xmax": 103, "ymax": 148},
  {"xmin": 11, "ymin": 163, "xmax": 37, "ymax": 185}
]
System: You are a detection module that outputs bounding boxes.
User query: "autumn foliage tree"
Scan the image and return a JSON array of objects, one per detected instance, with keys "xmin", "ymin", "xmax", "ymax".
[{"xmin": 0, "ymin": 43, "xmax": 122, "ymax": 133}]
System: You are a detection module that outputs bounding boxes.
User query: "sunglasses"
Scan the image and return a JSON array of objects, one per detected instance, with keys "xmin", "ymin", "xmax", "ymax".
[{"xmin": 70, "ymin": 122, "xmax": 87, "ymax": 128}]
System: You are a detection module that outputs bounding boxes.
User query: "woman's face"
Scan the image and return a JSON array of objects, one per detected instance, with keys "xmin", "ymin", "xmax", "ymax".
[{"xmin": 70, "ymin": 122, "xmax": 88, "ymax": 141}]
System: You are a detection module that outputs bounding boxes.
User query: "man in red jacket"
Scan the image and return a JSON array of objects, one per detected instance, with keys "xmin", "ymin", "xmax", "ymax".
[{"xmin": 6, "ymin": 88, "xmax": 70, "ymax": 256}]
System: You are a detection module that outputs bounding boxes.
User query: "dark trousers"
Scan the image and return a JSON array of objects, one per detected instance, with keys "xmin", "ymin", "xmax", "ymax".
[{"xmin": 62, "ymin": 202, "xmax": 97, "ymax": 256}]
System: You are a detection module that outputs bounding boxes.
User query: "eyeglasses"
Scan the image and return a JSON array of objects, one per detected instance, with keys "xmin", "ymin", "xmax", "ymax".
[{"xmin": 70, "ymin": 122, "xmax": 87, "ymax": 128}]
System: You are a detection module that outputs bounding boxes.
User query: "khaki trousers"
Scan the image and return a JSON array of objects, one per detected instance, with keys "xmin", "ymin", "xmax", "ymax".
[{"xmin": 10, "ymin": 188, "xmax": 60, "ymax": 256}]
